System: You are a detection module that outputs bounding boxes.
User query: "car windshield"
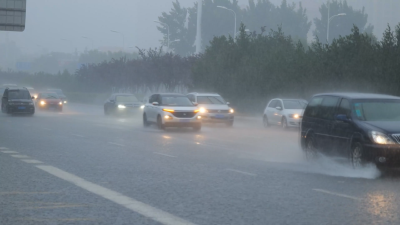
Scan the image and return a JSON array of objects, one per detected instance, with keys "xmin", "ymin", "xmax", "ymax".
[
  {"xmin": 8, "ymin": 90, "xmax": 31, "ymax": 100},
  {"xmin": 353, "ymin": 100, "xmax": 400, "ymax": 121},
  {"xmin": 197, "ymin": 96, "xmax": 226, "ymax": 104},
  {"xmin": 116, "ymin": 95, "xmax": 138, "ymax": 102},
  {"xmin": 161, "ymin": 96, "xmax": 193, "ymax": 106},
  {"xmin": 283, "ymin": 100, "xmax": 305, "ymax": 109},
  {"xmin": 41, "ymin": 93, "xmax": 59, "ymax": 99},
  {"xmin": 48, "ymin": 89, "xmax": 63, "ymax": 95}
]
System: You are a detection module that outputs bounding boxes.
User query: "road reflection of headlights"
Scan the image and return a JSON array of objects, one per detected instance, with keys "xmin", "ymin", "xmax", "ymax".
[
  {"xmin": 229, "ymin": 108, "xmax": 234, "ymax": 113},
  {"xmin": 199, "ymin": 107, "xmax": 207, "ymax": 113},
  {"xmin": 40, "ymin": 101, "xmax": 46, "ymax": 105},
  {"xmin": 118, "ymin": 104, "xmax": 126, "ymax": 109},
  {"xmin": 289, "ymin": 114, "xmax": 300, "ymax": 119},
  {"xmin": 370, "ymin": 131, "xmax": 395, "ymax": 145}
]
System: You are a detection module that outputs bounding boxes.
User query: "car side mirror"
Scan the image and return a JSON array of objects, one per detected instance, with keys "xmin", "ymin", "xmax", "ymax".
[
  {"xmin": 31, "ymin": 96, "xmax": 35, "ymax": 99},
  {"xmin": 152, "ymin": 102, "xmax": 159, "ymax": 106},
  {"xmin": 336, "ymin": 114, "xmax": 350, "ymax": 122},
  {"xmin": 276, "ymin": 106, "xmax": 282, "ymax": 111},
  {"xmin": 193, "ymin": 102, "xmax": 198, "ymax": 106}
]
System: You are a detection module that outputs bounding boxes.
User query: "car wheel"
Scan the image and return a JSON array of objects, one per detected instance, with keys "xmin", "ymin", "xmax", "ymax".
[
  {"xmin": 282, "ymin": 117, "xmax": 288, "ymax": 129},
  {"xmin": 351, "ymin": 142, "xmax": 365, "ymax": 169},
  {"xmin": 263, "ymin": 115, "xmax": 269, "ymax": 128},
  {"xmin": 193, "ymin": 125, "xmax": 201, "ymax": 131},
  {"xmin": 305, "ymin": 135, "xmax": 318, "ymax": 161},
  {"xmin": 143, "ymin": 113, "xmax": 150, "ymax": 127},
  {"xmin": 226, "ymin": 121, "xmax": 233, "ymax": 127},
  {"xmin": 157, "ymin": 115, "xmax": 165, "ymax": 130},
  {"xmin": 104, "ymin": 107, "xmax": 109, "ymax": 116}
]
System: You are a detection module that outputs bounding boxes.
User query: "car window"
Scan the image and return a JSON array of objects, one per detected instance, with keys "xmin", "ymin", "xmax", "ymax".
[
  {"xmin": 197, "ymin": 96, "xmax": 225, "ymax": 104},
  {"xmin": 353, "ymin": 100, "xmax": 400, "ymax": 121},
  {"xmin": 160, "ymin": 96, "xmax": 193, "ymax": 106},
  {"xmin": 319, "ymin": 96, "xmax": 340, "ymax": 120},
  {"xmin": 268, "ymin": 100, "xmax": 277, "ymax": 108},
  {"xmin": 40, "ymin": 92, "xmax": 59, "ymax": 99},
  {"xmin": 282, "ymin": 100, "xmax": 304, "ymax": 109},
  {"xmin": 304, "ymin": 97, "xmax": 323, "ymax": 118},
  {"xmin": 276, "ymin": 100, "xmax": 283, "ymax": 108},
  {"xmin": 8, "ymin": 90, "xmax": 31, "ymax": 100},
  {"xmin": 116, "ymin": 95, "xmax": 138, "ymax": 102},
  {"xmin": 338, "ymin": 99, "xmax": 351, "ymax": 117},
  {"xmin": 149, "ymin": 95, "xmax": 156, "ymax": 103},
  {"xmin": 187, "ymin": 95, "xmax": 195, "ymax": 102}
]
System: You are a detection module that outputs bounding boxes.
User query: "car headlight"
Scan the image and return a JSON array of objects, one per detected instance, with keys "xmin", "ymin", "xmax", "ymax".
[
  {"xmin": 140, "ymin": 105, "xmax": 145, "ymax": 109},
  {"xmin": 59, "ymin": 102, "xmax": 63, "ymax": 105},
  {"xmin": 370, "ymin": 131, "xmax": 395, "ymax": 145},
  {"xmin": 229, "ymin": 108, "xmax": 234, "ymax": 113},
  {"xmin": 118, "ymin": 104, "xmax": 126, "ymax": 109},
  {"xmin": 63, "ymin": 101, "xmax": 67, "ymax": 104},
  {"xmin": 199, "ymin": 107, "xmax": 207, "ymax": 113},
  {"xmin": 40, "ymin": 101, "xmax": 46, "ymax": 105},
  {"xmin": 289, "ymin": 114, "xmax": 300, "ymax": 119}
]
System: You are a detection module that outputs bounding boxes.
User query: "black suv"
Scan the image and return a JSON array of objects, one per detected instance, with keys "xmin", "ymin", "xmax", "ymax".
[
  {"xmin": 1, "ymin": 87, "xmax": 35, "ymax": 115},
  {"xmin": 301, "ymin": 93, "xmax": 400, "ymax": 168}
]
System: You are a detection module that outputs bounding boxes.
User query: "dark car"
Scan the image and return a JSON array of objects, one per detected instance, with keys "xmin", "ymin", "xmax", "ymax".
[
  {"xmin": 1, "ymin": 87, "xmax": 35, "ymax": 115},
  {"xmin": 301, "ymin": 93, "xmax": 400, "ymax": 169},
  {"xmin": 104, "ymin": 93, "xmax": 143, "ymax": 116},
  {"xmin": 36, "ymin": 92, "xmax": 63, "ymax": 112},
  {"xmin": 47, "ymin": 89, "xmax": 67, "ymax": 104}
]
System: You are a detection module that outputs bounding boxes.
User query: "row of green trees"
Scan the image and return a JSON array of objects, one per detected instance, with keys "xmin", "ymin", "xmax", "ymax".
[{"xmin": 157, "ymin": 0, "xmax": 373, "ymax": 55}]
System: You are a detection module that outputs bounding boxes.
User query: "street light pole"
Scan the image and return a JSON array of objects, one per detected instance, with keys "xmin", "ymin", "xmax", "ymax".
[
  {"xmin": 327, "ymin": 3, "xmax": 346, "ymax": 43},
  {"xmin": 110, "ymin": 30, "xmax": 125, "ymax": 51},
  {"xmin": 153, "ymin": 20, "xmax": 170, "ymax": 51},
  {"xmin": 217, "ymin": 6, "xmax": 237, "ymax": 40}
]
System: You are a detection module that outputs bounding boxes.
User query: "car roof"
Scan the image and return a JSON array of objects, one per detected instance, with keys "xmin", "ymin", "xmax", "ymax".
[
  {"xmin": 188, "ymin": 92, "xmax": 220, "ymax": 96},
  {"xmin": 156, "ymin": 93, "xmax": 186, "ymax": 97},
  {"xmin": 271, "ymin": 98, "xmax": 307, "ymax": 101},
  {"xmin": 112, "ymin": 93, "xmax": 134, "ymax": 96},
  {"xmin": 313, "ymin": 93, "xmax": 400, "ymax": 100},
  {"xmin": 7, "ymin": 87, "xmax": 28, "ymax": 91}
]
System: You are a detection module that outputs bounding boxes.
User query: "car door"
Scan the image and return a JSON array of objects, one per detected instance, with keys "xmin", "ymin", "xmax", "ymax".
[
  {"xmin": 330, "ymin": 98, "xmax": 354, "ymax": 157},
  {"xmin": 265, "ymin": 100, "xmax": 277, "ymax": 124},
  {"xmin": 146, "ymin": 94, "xmax": 157, "ymax": 122},
  {"xmin": 274, "ymin": 100, "xmax": 284, "ymax": 124},
  {"xmin": 1, "ymin": 89, "xmax": 8, "ymax": 112},
  {"xmin": 316, "ymin": 96, "xmax": 340, "ymax": 155}
]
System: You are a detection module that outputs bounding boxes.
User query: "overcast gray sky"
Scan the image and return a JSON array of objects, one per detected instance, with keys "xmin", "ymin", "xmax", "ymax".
[{"xmin": 1, "ymin": 0, "xmax": 399, "ymax": 55}]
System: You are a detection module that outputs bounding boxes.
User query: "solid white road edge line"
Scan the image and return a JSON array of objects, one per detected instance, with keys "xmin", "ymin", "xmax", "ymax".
[
  {"xmin": 225, "ymin": 169, "xmax": 257, "ymax": 177},
  {"xmin": 35, "ymin": 165, "xmax": 196, "ymax": 225},
  {"xmin": 313, "ymin": 189, "xmax": 362, "ymax": 201},
  {"xmin": 153, "ymin": 152, "xmax": 177, "ymax": 158}
]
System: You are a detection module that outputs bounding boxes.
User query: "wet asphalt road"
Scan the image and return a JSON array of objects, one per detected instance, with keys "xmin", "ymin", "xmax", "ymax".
[{"xmin": 1, "ymin": 103, "xmax": 400, "ymax": 225}]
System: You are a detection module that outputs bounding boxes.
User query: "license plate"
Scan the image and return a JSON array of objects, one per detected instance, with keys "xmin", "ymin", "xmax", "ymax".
[
  {"xmin": 180, "ymin": 119, "xmax": 191, "ymax": 123},
  {"xmin": 215, "ymin": 114, "xmax": 225, "ymax": 118},
  {"xmin": 18, "ymin": 106, "xmax": 26, "ymax": 109}
]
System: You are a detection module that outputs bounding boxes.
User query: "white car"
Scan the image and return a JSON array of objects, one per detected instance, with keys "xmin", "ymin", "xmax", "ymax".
[
  {"xmin": 187, "ymin": 92, "xmax": 234, "ymax": 126},
  {"xmin": 263, "ymin": 98, "xmax": 307, "ymax": 128},
  {"xmin": 143, "ymin": 93, "xmax": 202, "ymax": 131}
]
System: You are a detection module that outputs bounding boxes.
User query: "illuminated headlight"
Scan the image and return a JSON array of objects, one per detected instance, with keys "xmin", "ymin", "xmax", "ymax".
[
  {"xmin": 34, "ymin": 95, "xmax": 38, "ymax": 99},
  {"xmin": 370, "ymin": 131, "xmax": 395, "ymax": 145},
  {"xmin": 140, "ymin": 105, "xmax": 145, "ymax": 109},
  {"xmin": 118, "ymin": 104, "xmax": 126, "ymax": 109},
  {"xmin": 197, "ymin": 116, "xmax": 202, "ymax": 119},
  {"xmin": 40, "ymin": 101, "xmax": 46, "ymax": 105},
  {"xmin": 59, "ymin": 102, "xmax": 63, "ymax": 105},
  {"xmin": 229, "ymin": 108, "xmax": 234, "ymax": 113},
  {"xmin": 63, "ymin": 101, "xmax": 67, "ymax": 104},
  {"xmin": 164, "ymin": 115, "xmax": 172, "ymax": 119},
  {"xmin": 289, "ymin": 114, "xmax": 300, "ymax": 119},
  {"xmin": 199, "ymin": 107, "xmax": 207, "ymax": 113}
]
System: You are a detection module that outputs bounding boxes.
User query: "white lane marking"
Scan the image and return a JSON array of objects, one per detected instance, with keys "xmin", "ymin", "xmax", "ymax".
[
  {"xmin": 107, "ymin": 142, "xmax": 125, "ymax": 147},
  {"xmin": 21, "ymin": 159, "xmax": 43, "ymax": 164},
  {"xmin": 153, "ymin": 152, "xmax": 176, "ymax": 158},
  {"xmin": 225, "ymin": 169, "xmax": 257, "ymax": 177},
  {"xmin": 72, "ymin": 134, "xmax": 85, "ymax": 138},
  {"xmin": 11, "ymin": 155, "xmax": 30, "ymax": 159},
  {"xmin": 1, "ymin": 151, "xmax": 18, "ymax": 154},
  {"xmin": 35, "ymin": 165, "xmax": 196, "ymax": 225},
  {"xmin": 0, "ymin": 147, "xmax": 9, "ymax": 150},
  {"xmin": 313, "ymin": 189, "xmax": 362, "ymax": 201}
]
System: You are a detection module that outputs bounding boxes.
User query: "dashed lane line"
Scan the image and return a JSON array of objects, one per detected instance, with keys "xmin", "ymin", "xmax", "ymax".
[
  {"xmin": 313, "ymin": 189, "xmax": 362, "ymax": 201},
  {"xmin": 1, "ymin": 150, "xmax": 18, "ymax": 154},
  {"xmin": 0, "ymin": 147, "xmax": 9, "ymax": 150},
  {"xmin": 35, "ymin": 165, "xmax": 197, "ymax": 225},
  {"xmin": 153, "ymin": 152, "xmax": 177, "ymax": 158},
  {"xmin": 21, "ymin": 159, "xmax": 43, "ymax": 164},
  {"xmin": 225, "ymin": 169, "xmax": 257, "ymax": 177},
  {"xmin": 11, "ymin": 155, "xmax": 31, "ymax": 159},
  {"xmin": 107, "ymin": 142, "xmax": 125, "ymax": 147}
]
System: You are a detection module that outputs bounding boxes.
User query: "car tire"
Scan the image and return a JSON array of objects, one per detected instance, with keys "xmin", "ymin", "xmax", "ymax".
[
  {"xmin": 351, "ymin": 142, "xmax": 365, "ymax": 169},
  {"xmin": 104, "ymin": 107, "xmax": 109, "ymax": 116},
  {"xmin": 305, "ymin": 135, "xmax": 318, "ymax": 161},
  {"xmin": 157, "ymin": 115, "xmax": 165, "ymax": 130},
  {"xmin": 282, "ymin": 117, "xmax": 288, "ymax": 129},
  {"xmin": 263, "ymin": 115, "xmax": 269, "ymax": 128},
  {"xmin": 193, "ymin": 125, "xmax": 201, "ymax": 131},
  {"xmin": 143, "ymin": 113, "xmax": 150, "ymax": 127},
  {"xmin": 226, "ymin": 121, "xmax": 234, "ymax": 127}
]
